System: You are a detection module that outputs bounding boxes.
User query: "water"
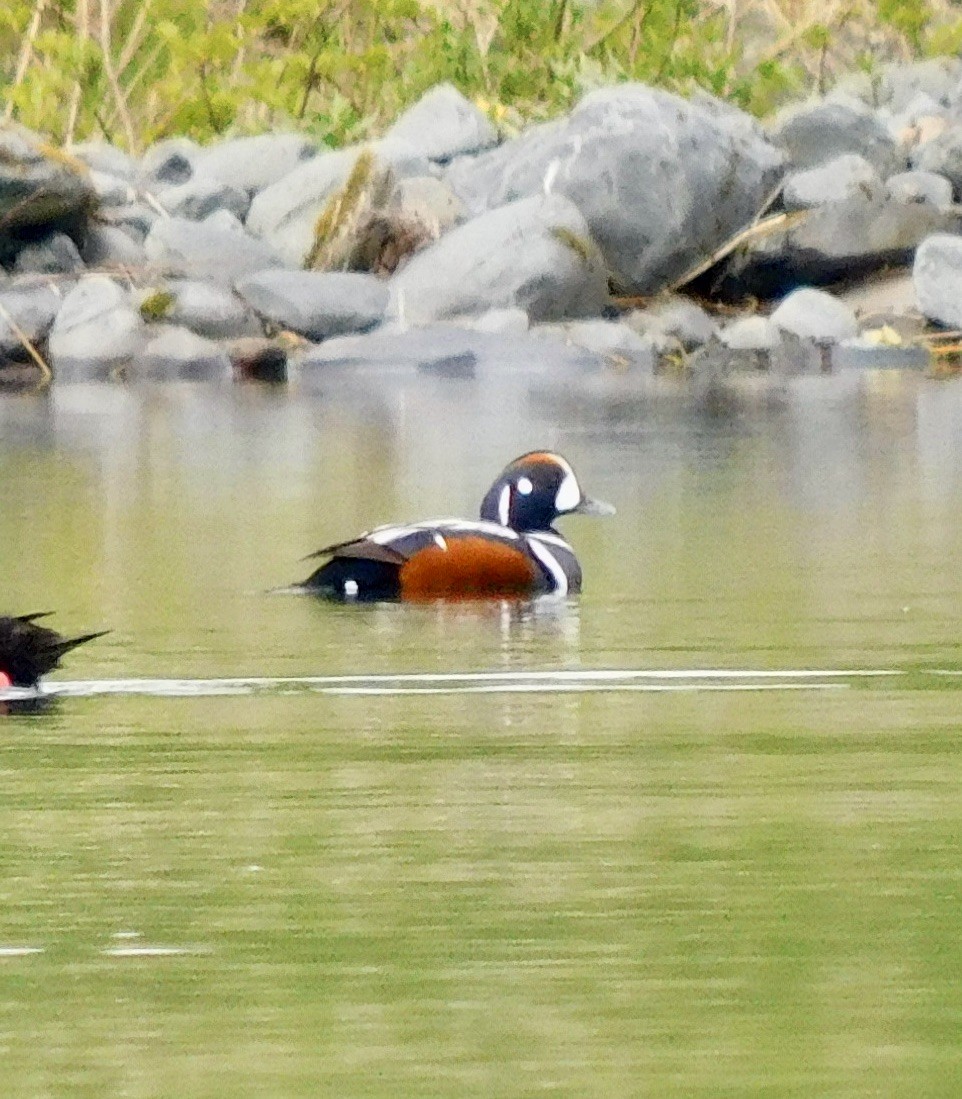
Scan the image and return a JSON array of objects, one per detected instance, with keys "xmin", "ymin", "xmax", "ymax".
[{"xmin": 2, "ymin": 367, "xmax": 962, "ymax": 1096}]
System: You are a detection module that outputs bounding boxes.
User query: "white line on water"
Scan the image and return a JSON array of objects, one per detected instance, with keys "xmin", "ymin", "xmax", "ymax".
[
  {"xmin": 0, "ymin": 668, "xmax": 902, "ymax": 701},
  {"xmin": 0, "ymin": 947, "xmax": 44, "ymax": 956},
  {"xmin": 321, "ymin": 683, "xmax": 850, "ymax": 696},
  {"xmin": 103, "ymin": 946, "xmax": 206, "ymax": 957}
]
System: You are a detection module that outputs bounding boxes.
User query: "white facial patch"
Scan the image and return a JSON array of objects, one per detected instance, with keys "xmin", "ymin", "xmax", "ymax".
[
  {"xmin": 498, "ymin": 484, "xmax": 511, "ymax": 526},
  {"xmin": 433, "ymin": 533, "xmax": 448, "ymax": 551},
  {"xmin": 517, "ymin": 476, "xmax": 533, "ymax": 495},
  {"xmin": 343, "ymin": 579, "xmax": 359, "ymax": 598},
  {"xmin": 554, "ymin": 456, "xmax": 581, "ymax": 513}
]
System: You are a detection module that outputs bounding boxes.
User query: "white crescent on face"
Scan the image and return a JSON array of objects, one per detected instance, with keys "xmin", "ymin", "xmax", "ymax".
[{"xmin": 552, "ymin": 456, "xmax": 581, "ymax": 513}]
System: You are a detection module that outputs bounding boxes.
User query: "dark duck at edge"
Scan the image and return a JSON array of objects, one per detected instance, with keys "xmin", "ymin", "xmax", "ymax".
[
  {"xmin": 299, "ymin": 451, "xmax": 615, "ymax": 601},
  {"xmin": 0, "ymin": 614, "xmax": 107, "ymax": 689}
]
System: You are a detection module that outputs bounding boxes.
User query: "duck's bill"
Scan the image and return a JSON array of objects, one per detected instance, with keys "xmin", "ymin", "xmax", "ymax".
[{"xmin": 572, "ymin": 495, "xmax": 616, "ymax": 517}]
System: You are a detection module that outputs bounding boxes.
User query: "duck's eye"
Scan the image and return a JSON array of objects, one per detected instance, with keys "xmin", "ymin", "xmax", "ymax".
[{"xmin": 517, "ymin": 477, "xmax": 533, "ymax": 495}]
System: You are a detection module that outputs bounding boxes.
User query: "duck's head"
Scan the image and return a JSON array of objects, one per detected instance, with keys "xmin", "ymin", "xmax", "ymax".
[{"xmin": 479, "ymin": 451, "xmax": 615, "ymax": 532}]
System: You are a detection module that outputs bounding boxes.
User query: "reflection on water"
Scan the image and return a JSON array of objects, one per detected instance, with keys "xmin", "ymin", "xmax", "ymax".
[{"xmin": 3, "ymin": 366, "xmax": 962, "ymax": 1095}]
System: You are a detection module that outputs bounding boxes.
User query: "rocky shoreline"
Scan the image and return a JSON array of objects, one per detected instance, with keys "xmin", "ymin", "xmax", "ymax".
[{"xmin": 5, "ymin": 60, "xmax": 962, "ymax": 388}]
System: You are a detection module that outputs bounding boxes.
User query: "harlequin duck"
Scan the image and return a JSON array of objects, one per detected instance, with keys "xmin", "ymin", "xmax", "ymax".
[
  {"xmin": 300, "ymin": 451, "xmax": 614, "ymax": 601},
  {"xmin": 0, "ymin": 613, "xmax": 107, "ymax": 689}
]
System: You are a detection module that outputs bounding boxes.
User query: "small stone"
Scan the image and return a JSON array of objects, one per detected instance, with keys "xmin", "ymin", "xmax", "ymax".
[
  {"xmin": 719, "ymin": 315, "xmax": 781, "ymax": 350},
  {"xmin": 196, "ymin": 133, "xmax": 317, "ymax": 196},
  {"xmin": 0, "ymin": 284, "xmax": 62, "ymax": 360},
  {"xmin": 227, "ymin": 336, "xmax": 288, "ymax": 382},
  {"xmin": 771, "ymin": 98, "xmax": 905, "ymax": 175},
  {"xmin": 770, "ymin": 287, "xmax": 858, "ymax": 342},
  {"xmin": 235, "ymin": 270, "xmax": 388, "ymax": 340},
  {"xmin": 886, "ymin": 170, "xmax": 954, "ymax": 209},
  {"xmin": 81, "ymin": 224, "xmax": 147, "ymax": 267},
  {"xmin": 158, "ymin": 176, "xmax": 250, "ymax": 221},
  {"xmin": 626, "ymin": 296, "xmax": 718, "ymax": 349},
  {"xmin": 13, "ymin": 233, "xmax": 85, "ymax": 276},
  {"xmin": 386, "ymin": 83, "xmax": 499, "ymax": 163},
  {"xmin": 48, "ymin": 275, "xmax": 145, "ymax": 380},
  {"xmin": 783, "ymin": 154, "xmax": 882, "ymax": 210},
  {"xmin": 164, "ymin": 279, "xmax": 262, "ymax": 339},
  {"xmin": 913, "ymin": 232, "xmax": 962, "ymax": 327}
]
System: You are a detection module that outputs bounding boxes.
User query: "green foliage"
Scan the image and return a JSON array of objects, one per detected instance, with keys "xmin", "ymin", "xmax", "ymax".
[{"xmin": 0, "ymin": 0, "xmax": 956, "ymax": 151}]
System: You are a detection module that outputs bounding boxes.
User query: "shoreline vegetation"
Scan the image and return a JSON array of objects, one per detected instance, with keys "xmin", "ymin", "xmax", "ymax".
[{"xmin": 3, "ymin": 0, "xmax": 962, "ymax": 152}]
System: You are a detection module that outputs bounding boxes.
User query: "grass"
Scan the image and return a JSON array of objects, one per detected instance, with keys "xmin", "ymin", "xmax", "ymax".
[{"xmin": 1, "ymin": 1, "xmax": 962, "ymax": 153}]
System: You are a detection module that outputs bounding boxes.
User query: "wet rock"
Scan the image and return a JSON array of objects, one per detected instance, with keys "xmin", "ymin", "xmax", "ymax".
[
  {"xmin": 48, "ymin": 275, "xmax": 144, "ymax": 380},
  {"xmin": 886, "ymin": 169, "xmax": 954, "ymax": 209},
  {"xmin": 386, "ymin": 83, "xmax": 498, "ymax": 163},
  {"xmin": 195, "ymin": 133, "xmax": 317, "ymax": 196},
  {"xmin": 718, "ymin": 191, "xmax": 959, "ymax": 297},
  {"xmin": 783, "ymin": 154, "xmax": 882, "ymax": 210},
  {"xmin": 144, "ymin": 216, "xmax": 285, "ymax": 283},
  {"xmin": 247, "ymin": 142, "xmax": 429, "ymax": 266},
  {"xmin": 719, "ymin": 315, "xmax": 781, "ymax": 350},
  {"xmin": 227, "ymin": 336, "xmax": 288, "ymax": 382},
  {"xmin": 625, "ymin": 296, "xmax": 717, "ymax": 350},
  {"xmin": 158, "ymin": 176, "xmax": 250, "ymax": 221},
  {"xmin": 770, "ymin": 288, "xmax": 858, "ymax": 342},
  {"xmin": 236, "ymin": 270, "xmax": 388, "ymax": 339},
  {"xmin": 298, "ymin": 324, "xmax": 599, "ymax": 377},
  {"xmin": 913, "ymin": 232, "xmax": 962, "ymax": 328},
  {"xmin": 770, "ymin": 99, "xmax": 904, "ymax": 176},
  {"xmin": 832, "ymin": 336, "xmax": 930, "ymax": 371},
  {"xmin": 910, "ymin": 125, "xmax": 962, "ymax": 198},
  {"xmin": 69, "ymin": 141, "xmax": 138, "ymax": 179},
  {"xmin": 534, "ymin": 319, "xmax": 657, "ymax": 368},
  {"xmin": 80, "ymin": 224, "xmax": 148, "ymax": 267},
  {"xmin": 163, "ymin": 279, "xmax": 262, "ymax": 339},
  {"xmin": 0, "ymin": 124, "xmax": 96, "ymax": 253},
  {"xmin": 388, "ymin": 194, "xmax": 608, "ymax": 324},
  {"xmin": 447, "ymin": 83, "xmax": 783, "ymax": 295},
  {"xmin": 0, "ymin": 284, "xmax": 62, "ymax": 361},
  {"xmin": 13, "ymin": 233, "xmax": 85, "ymax": 276},
  {"xmin": 138, "ymin": 324, "xmax": 232, "ymax": 380},
  {"xmin": 139, "ymin": 138, "xmax": 199, "ymax": 187}
]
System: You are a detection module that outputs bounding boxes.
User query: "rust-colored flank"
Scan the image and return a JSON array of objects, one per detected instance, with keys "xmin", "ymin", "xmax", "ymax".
[{"xmin": 399, "ymin": 537, "xmax": 539, "ymax": 600}]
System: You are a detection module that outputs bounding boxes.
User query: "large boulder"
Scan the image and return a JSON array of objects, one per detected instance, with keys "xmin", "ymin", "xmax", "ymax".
[
  {"xmin": 445, "ymin": 84, "xmax": 784, "ymax": 295},
  {"xmin": 0, "ymin": 124, "xmax": 96, "ymax": 257},
  {"xmin": 716, "ymin": 191, "xmax": 960, "ymax": 298},
  {"xmin": 144, "ymin": 217, "xmax": 285, "ymax": 283},
  {"xmin": 387, "ymin": 193, "xmax": 608, "ymax": 324},
  {"xmin": 246, "ymin": 142, "xmax": 429, "ymax": 266},
  {"xmin": 385, "ymin": 83, "xmax": 499, "ymax": 163},
  {"xmin": 163, "ymin": 279, "xmax": 262, "ymax": 339},
  {"xmin": 47, "ymin": 276, "xmax": 144, "ymax": 380},
  {"xmin": 236, "ymin": 270, "xmax": 388, "ymax": 340}
]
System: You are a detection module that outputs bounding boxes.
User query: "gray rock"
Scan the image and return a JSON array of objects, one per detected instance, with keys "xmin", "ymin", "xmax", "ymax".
[
  {"xmin": 0, "ymin": 124, "xmax": 96, "ymax": 244},
  {"xmin": 720, "ymin": 191, "xmax": 959, "ymax": 295},
  {"xmin": 626, "ymin": 296, "xmax": 718, "ymax": 349},
  {"xmin": 770, "ymin": 287, "xmax": 858, "ymax": 342},
  {"xmin": 719, "ymin": 315, "xmax": 781, "ymax": 350},
  {"xmin": 386, "ymin": 83, "xmax": 498, "ymax": 162},
  {"xmin": 96, "ymin": 202, "xmax": 158, "ymax": 241},
  {"xmin": 144, "ymin": 217, "xmax": 285, "ymax": 283},
  {"xmin": 13, "ymin": 232, "xmax": 85, "ymax": 275},
  {"xmin": 770, "ymin": 98, "xmax": 904, "ymax": 175},
  {"xmin": 138, "ymin": 324, "xmax": 232, "ymax": 380},
  {"xmin": 235, "ymin": 270, "xmax": 388, "ymax": 339},
  {"xmin": 391, "ymin": 176, "xmax": 464, "ymax": 232},
  {"xmin": 139, "ymin": 138, "xmax": 199, "ymax": 187},
  {"xmin": 882, "ymin": 91, "xmax": 947, "ymax": 142},
  {"xmin": 886, "ymin": 169, "xmax": 954, "ymax": 209},
  {"xmin": 0, "ymin": 284, "xmax": 63, "ymax": 360},
  {"xmin": 68, "ymin": 141, "xmax": 138, "ymax": 179},
  {"xmin": 158, "ymin": 176, "xmax": 250, "ymax": 221},
  {"xmin": 832, "ymin": 336, "xmax": 930, "ymax": 371},
  {"xmin": 783, "ymin": 154, "xmax": 882, "ymax": 210},
  {"xmin": 910, "ymin": 124, "xmax": 962, "ymax": 197},
  {"xmin": 164, "ymin": 279, "xmax": 261, "ymax": 339},
  {"xmin": 247, "ymin": 142, "xmax": 430, "ymax": 266},
  {"xmin": 446, "ymin": 83, "xmax": 784, "ymax": 295},
  {"xmin": 89, "ymin": 170, "xmax": 137, "ymax": 206},
  {"xmin": 196, "ymin": 133, "xmax": 317, "ymax": 196},
  {"xmin": 81, "ymin": 224, "xmax": 148, "ymax": 267},
  {"xmin": 48, "ymin": 275, "xmax": 145, "ymax": 380},
  {"xmin": 445, "ymin": 308, "xmax": 529, "ymax": 335},
  {"xmin": 388, "ymin": 193, "xmax": 608, "ymax": 324},
  {"xmin": 913, "ymin": 232, "xmax": 962, "ymax": 327},
  {"xmin": 227, "ymin": 336, "xmax": 288, "ymax": 382},
  {"xmin": 297, "ymin": 324, "xmax": 600, "ymax": 378},
  {"xmin": 534, "ymin": 319, "xmax": 656, "ymax": 368},
  {"xmin": 202, "ymin": 209, "xmax": 247, "ymax": 234}
]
